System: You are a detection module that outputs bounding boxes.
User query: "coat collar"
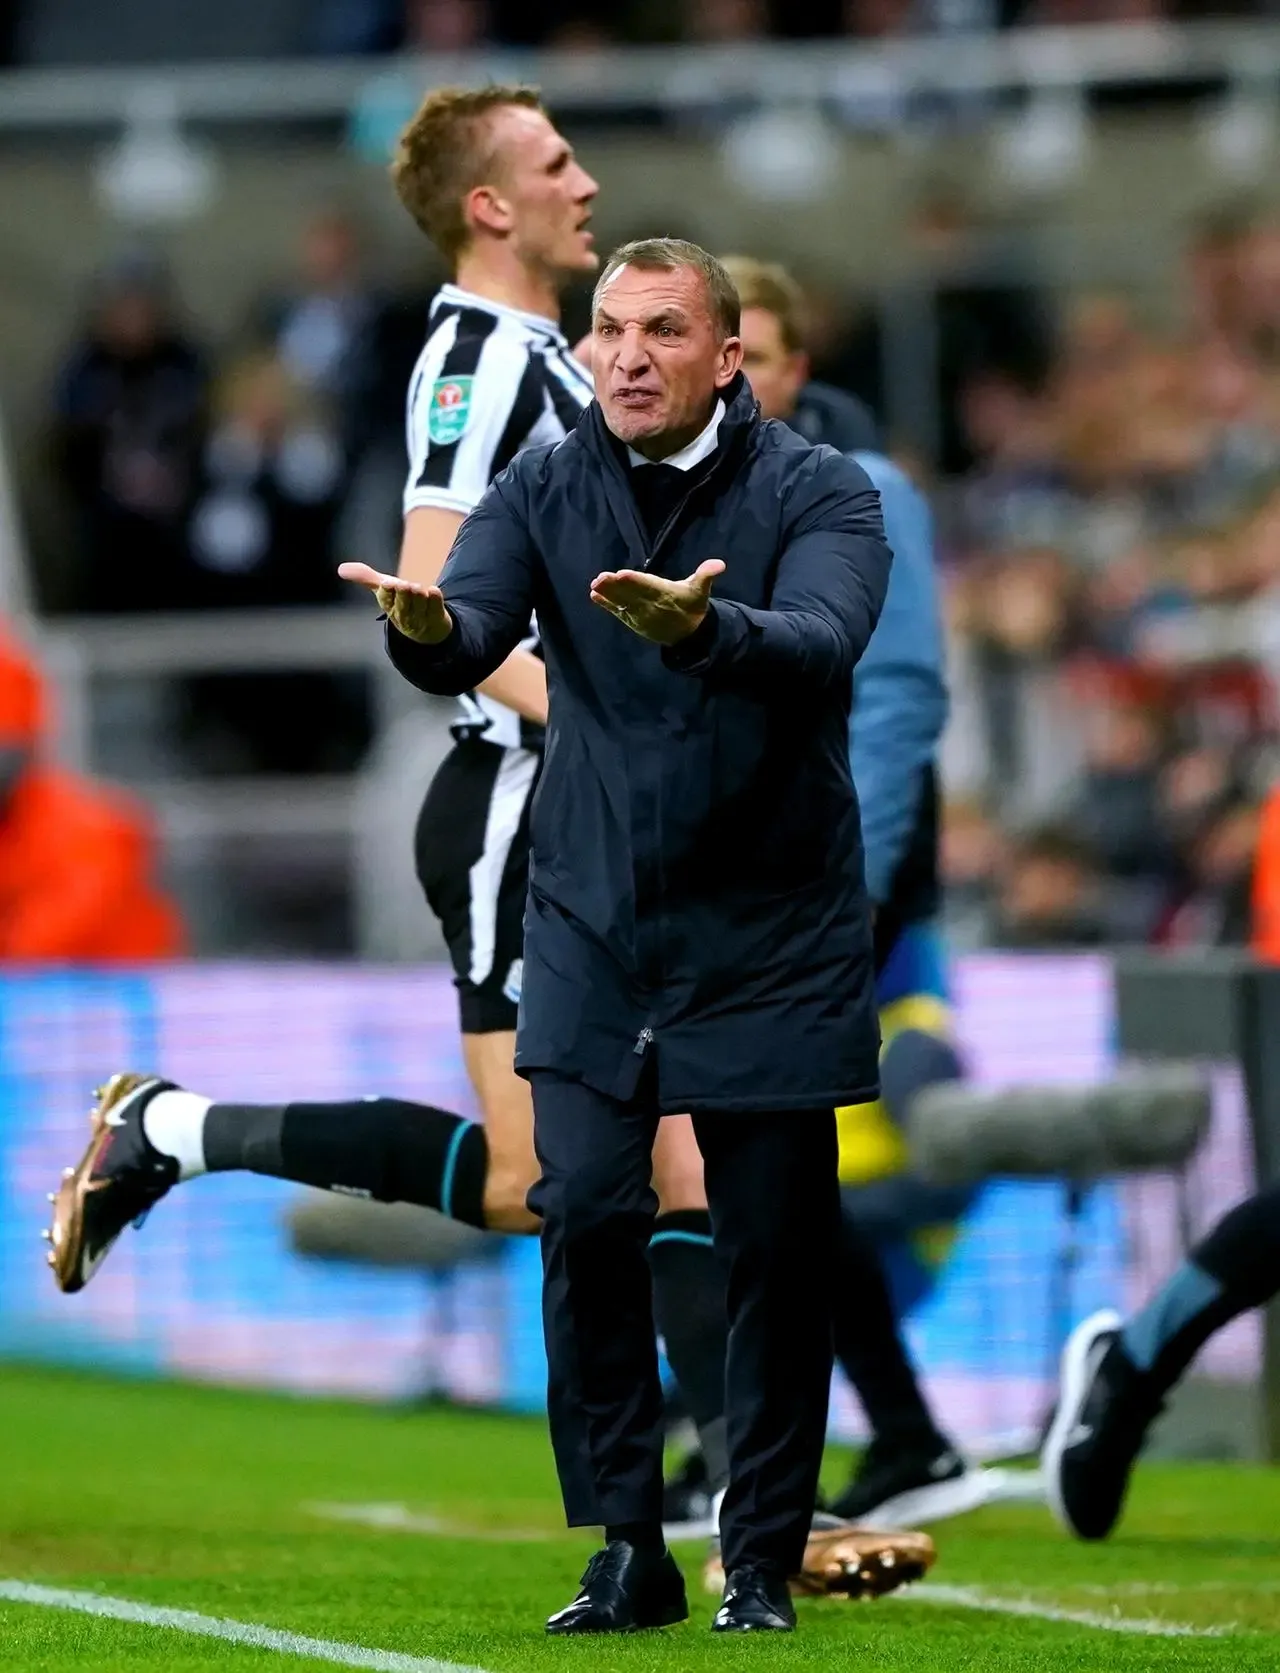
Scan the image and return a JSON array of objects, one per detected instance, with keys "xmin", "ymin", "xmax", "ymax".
[
  {"xmin": 626, "ymin": 398, "xmax": 725, "ymax": 471},
  {"xmin": 578, "ymin": 371, "xmax": 758, "ymax": 465},
  {"xmin": 577, "ymin": 374, "xmax": 760, "ymax": 570}
]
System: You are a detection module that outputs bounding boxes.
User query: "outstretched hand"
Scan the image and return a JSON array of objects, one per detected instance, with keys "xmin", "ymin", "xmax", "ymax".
[
  {"xmin": 338, "ymin": 561, "xmax": 454, "ymax": 646},
  {"xmin": 589, "ymin": 559, "xmax": 725, "ymax": 646}
]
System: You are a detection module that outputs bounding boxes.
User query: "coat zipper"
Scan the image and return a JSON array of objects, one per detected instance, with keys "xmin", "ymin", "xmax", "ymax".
[
  {"xmin": 643, "ymin": 481, "xmax": 706, "ymax": 573},
  {"xmin": 633, "ymin": 1025, "xmax": 654, "ymax": 1055}
]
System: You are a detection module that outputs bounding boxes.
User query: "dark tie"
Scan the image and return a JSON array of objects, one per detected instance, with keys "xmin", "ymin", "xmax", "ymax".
[{"xmin": 629, "ymin": 461, "xmax": 688, "ymax": 542}]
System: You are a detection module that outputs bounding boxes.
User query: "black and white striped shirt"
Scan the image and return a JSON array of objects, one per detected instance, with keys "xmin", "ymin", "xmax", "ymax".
[{"xmin": 404, "ymin": 283, "xmax": 593, "ymax": 749}]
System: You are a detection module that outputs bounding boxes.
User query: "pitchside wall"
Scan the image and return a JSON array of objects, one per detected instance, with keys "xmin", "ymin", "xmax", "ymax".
[{"xmin": 0, "ymin": 955, "xmax": 1259, "ymax": 1452}]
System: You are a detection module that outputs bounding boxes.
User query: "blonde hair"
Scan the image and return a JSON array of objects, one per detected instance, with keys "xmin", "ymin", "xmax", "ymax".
[
  {"xmin": 718, "ymin": 255, "xmax": 808, "ymax": 353},
  {"xmin": 391, "ymin": 84, "xmax": 544, "ymax": 262}
]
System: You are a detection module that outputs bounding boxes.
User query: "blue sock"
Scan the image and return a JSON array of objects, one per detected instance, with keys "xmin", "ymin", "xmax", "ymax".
[
  {"xmin": 1121, "ymin": 1261, "xmax": 1224, "ymax": 1378},
  {"xmin": 1119, "ymin": 1184, "xmax": 1280, "ymax": 1393}
]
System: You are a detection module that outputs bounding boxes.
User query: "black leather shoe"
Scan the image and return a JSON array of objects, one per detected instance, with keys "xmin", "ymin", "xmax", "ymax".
[
  {"xmin": 546, "ymin": 1542, "xmax": 688, "ymax": 1635},
  {"xmin": 712, "ymin": 1563, "xmax": 797, "ymax": 1632}
]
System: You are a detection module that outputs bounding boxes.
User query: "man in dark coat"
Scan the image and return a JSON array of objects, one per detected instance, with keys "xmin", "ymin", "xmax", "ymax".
[{"xmin": 342, "ymin": 238, "xmax": 892, "ymax": 1636}]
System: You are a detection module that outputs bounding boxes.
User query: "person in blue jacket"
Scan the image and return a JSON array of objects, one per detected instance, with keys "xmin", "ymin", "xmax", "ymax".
[
  {"xmin": 721, "ymin": 257, "xmax": 982, "ymax": 1528},
  {"xmin": 346, "ymin": 238, "xmax": 893, "ymax": 1635}
]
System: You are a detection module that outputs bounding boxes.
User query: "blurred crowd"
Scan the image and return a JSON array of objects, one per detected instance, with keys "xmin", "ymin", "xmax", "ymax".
[
  {"xmin": 931, "ymin": 207, "xmax": 1280, "ymax": 953},
  {"xmin": 2, "ymin": 0, "xmax": 1270, "ymax": 68},
  {"xmin": 47, "ymin": 210, "xmax": 386, "ymax": 773},
  {"xmin": 308, "ymin": 0, "xmax": 1271, "ymax": 54},
  {"xmin": 33, "ymin": 196, "xmax": 1280, "ymax": 951}
]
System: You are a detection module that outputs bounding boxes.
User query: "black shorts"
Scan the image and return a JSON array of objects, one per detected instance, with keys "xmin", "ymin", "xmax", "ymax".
[{"xmin": 415, "ymin": 737, "xmax": 540, "ymax": 1035}]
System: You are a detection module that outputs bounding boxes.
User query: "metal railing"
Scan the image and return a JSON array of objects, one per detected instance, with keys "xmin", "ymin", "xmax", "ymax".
[
  {"xmin": 30, "ymin": 607, "xmax": 452, "ymax": 956},
  {"xmin": 37, "ymin": 606, "xmax": 396, "ymax": 773}
]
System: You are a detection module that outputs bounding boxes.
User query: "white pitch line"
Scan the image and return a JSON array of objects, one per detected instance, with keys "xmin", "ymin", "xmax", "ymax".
[
  {"xmin": 0, "ymin": 1580, "xmax": 493, "ymax": 1673},
  {"xmin": 909, "ymin": 1582, "xmax": 1230, "ymax": 1638},
  {"xmin": 306, "ymin": 1501, "xmax": 553, "ymax": 1543}
]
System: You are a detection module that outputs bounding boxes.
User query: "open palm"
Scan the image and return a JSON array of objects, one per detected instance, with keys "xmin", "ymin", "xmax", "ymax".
[
  {"xmin": 589, "ymin": 560, "xmax": 725, "ymax": 646},
  {"xmin": 338, "ymin": 562, "xmax": 453, "ymax": 645}
]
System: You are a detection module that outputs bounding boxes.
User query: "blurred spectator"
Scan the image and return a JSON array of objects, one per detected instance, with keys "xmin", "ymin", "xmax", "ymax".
[
  {"xmin": 815, "ymin": 184, "xmax": 1056, "ymax": 472},
  {"xmin": 178, "ymin": 352, "xmax": 367, "ymax": 777},
  {"xmin": 939, "ymin": 798, "xmax": 1004, "ymax": 950},
  {"xmin": 51, "ymin": 251, "xmax": 208, "ymax": 615},
  {"xmin": 404, "ymin": 0, "xmax": 489, "ymax": 47},
  {"xmin": 841, "ymin": 0, "xmax": 912, "ymax": 35},
  {"xmin": 687, "ymin": 0, "xmax": 769, "ymax": 35},
  {"xmin": 254, "ymin": 208, "xmax": 377, "ymax": 404},
  {"xmin": 187, "ymin": 351, "xmax": 346, "ymax": 609},
  {"xmin": 336, "ymin": 281, "xmax": 437, "ymax": 576},
  {"xmin": 943, "ymin": 548, "xmax": 1088, "ymax": 827},
  {"xmin": 0, "ymin": 625, "xmax": 183, "ymax": 960},
  {"xmin": 1158, "ymin": 790, "xmax": 1259, "ymax": 946},
  {"xmin": 311, "ymin": 0, "xmax": 618, "ymax": 51},
  {"xmin": 991, "ymin": 828, "xmax": 1107, "ymax": 949},
  {"xmin": 1075, "ymin": 702, "xmax": 1168, "ymax": 873}
]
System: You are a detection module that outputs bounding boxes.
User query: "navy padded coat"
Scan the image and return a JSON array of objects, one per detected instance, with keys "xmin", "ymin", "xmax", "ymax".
[{"xmin": 388, "ymin": 376, "xmax": 893, "ymax": 1112}]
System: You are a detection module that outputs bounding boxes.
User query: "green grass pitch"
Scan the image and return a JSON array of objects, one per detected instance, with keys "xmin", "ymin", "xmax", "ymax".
[{"xmin": 1, "ymin": 1363, "xmax": 1278, "ymax": 1670}]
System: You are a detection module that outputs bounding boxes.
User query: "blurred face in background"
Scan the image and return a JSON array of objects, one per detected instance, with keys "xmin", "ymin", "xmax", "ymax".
[
  {"xmin": 738, "ymin": 305, "xmax": 808, "ymax": 422},
  {"xmin": 1084, "ymin": 703, "xmax": 1162, "ymax": 776},
  {"xmin": 1000, "ymin": 847, "xmax": 1095, "ymax": 938},
  {"xmin": 960, "ymin": 374, "xmax": 1046, "ymax": 467},
  {"xmin": 472, "ymin": 105, "xmax": 598, "ymax": 280},
  {"xmin": 941, "ymin": 801, "xmax": 1004, "ymax": 891},
  {"xmin": 301, "ymin": 213, "xmax": 361, "ymax": 293},
  {"xmin": 96, "ymin": 287, "xmax": 166, "ymax": 358},
  {"xmin": 223, "ymin": 357, "xmax": 296, "ymax": 443},
  {"xmin": 406, "ymin": 0, "xmax": 487, "ymax": 48},
  {"xmin": 691, "ymin": 0, "xmax": 767, "ymax": 39},
  {"xmin": 980, "ymin": 552, "xmax": 1071, "ymax": 659},
  {"xmin": 594, "ymin": 262, "xmax": 742, "ymax": 454}
]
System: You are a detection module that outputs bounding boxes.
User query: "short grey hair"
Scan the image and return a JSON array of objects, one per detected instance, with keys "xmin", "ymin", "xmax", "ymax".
[{"xmin": 592, "ymin": 237, "xmax": 741, "ymax": 341}]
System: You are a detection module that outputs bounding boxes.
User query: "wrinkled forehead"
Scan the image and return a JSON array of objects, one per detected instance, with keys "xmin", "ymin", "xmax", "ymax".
[{"xmin": 594, "ymin": 263, "xmax": 710, "ymax": 324}]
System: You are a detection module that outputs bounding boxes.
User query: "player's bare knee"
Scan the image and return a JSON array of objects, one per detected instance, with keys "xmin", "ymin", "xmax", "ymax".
[
  {"xmin": 652, "ymin": 1114, "xmax": 707, "ymax": 1214},
  {"xmin": 482, "ymin": 1164, "xmax": 540, "ymax": 1233}
]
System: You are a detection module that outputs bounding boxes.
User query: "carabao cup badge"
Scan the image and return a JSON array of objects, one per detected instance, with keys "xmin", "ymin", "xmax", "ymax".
[{"xmin": 427, "ymin": 377, "xmax": 474, "ymax": 446}]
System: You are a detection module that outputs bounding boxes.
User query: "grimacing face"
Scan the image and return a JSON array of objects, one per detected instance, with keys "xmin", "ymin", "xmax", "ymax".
[
  {"xmin": 592, "ymin": 263, "xmax": 743, "ymax": 456},
  {"xmin": 738, "ymin": 305, "xmax": 809, "ymax": 422},
  {"xmin": 475, "ymin": 105, "xmax": 599, "ymax": 278}
]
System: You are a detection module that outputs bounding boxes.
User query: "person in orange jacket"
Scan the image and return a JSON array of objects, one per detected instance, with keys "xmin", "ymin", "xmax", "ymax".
[
  {"xmin": 0, "ymin": 626, "xmax": 183, "ymax": 961},
  {"xmin": 1251, "ymin": 779, "xmax": 1280, "ymax": 963}
]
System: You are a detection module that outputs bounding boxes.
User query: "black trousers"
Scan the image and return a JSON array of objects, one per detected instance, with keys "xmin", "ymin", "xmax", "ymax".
[{"xmin": 526, "ymin": 1070, "xmax": 839, "ymax": 1576}]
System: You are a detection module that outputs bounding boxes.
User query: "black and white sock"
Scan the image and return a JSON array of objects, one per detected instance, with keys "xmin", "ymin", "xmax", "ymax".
[
  {"xmin": 143, "ymin": 1093, "xmax": 490, "ymax": 1227},
  {"xmin": 142, "ymin": 1090, "xmax": 212, "ymax": 1182}
]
